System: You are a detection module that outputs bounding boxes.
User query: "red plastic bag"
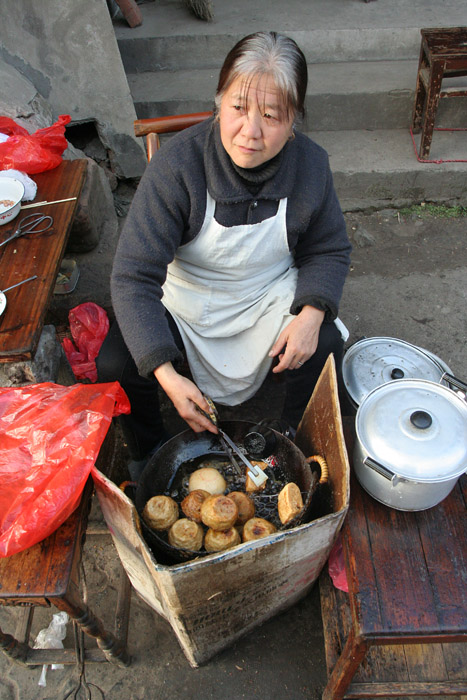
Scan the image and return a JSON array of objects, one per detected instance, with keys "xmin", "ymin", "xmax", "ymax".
[
  {"xmin": 0, "ymin": 381, "xmax": 130, "ymax": 558},
  {"xmin": 62, "ymin": 303, "xmax": 110, "ymax": 382},
  {"xmin": 328, "ymin": 534, "xmax": 349, "ymax": 592},
  {"xmin": 0, "ymin": 114, "xmax": 71, "ymax": 174}
]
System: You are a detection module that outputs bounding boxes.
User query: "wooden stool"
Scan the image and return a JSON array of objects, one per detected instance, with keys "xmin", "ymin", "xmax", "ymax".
[
  {"xmin": 411, "ymin": 27, "xmax": 467, "ymax": 160},
  {"xmin": 0, "ymin": 430, "xmax": 131, "ymax": 668}
]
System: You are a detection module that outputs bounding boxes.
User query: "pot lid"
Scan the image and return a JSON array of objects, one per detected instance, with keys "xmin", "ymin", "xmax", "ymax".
[
  {"xmin": 343, "ymin": 337, "xmax": 451, "ymax": 406},
  {"xmin": 356, "ymin": 378, "xmax": 467, "ymax": 482}
]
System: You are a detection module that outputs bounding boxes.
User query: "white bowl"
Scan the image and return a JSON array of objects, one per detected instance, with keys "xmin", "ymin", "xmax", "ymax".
[{"xmin": 0, "ymin": 177, "xmax": 25, "ymax": 226}]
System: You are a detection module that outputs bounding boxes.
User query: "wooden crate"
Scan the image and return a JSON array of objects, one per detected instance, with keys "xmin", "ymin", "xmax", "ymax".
[{"xmin": 93, "ymin": 355, "xmax": 350, "ymax": 667}]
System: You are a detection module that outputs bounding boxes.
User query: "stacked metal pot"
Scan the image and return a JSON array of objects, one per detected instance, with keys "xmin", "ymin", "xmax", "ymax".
[{"xmin": 342, "ymin": 337, "xmax": 467, "ymax": 511}]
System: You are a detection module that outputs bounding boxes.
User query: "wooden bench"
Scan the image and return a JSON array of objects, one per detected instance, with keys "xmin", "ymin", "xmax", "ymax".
[
  {"xmin": 0, "ymin": 429, "xmax": 131, "ymax": 668},
  {"xmin": 320, "ymin": 420, "xmax": 467, "ymax": 698},
  {"xmin": 411, "ymin": 27, "xmax": 467, "ymax": 159}
]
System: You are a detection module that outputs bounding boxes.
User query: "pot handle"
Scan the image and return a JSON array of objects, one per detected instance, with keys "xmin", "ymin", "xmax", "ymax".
[
  {"xmin": 442, "ymin": 372, "xmax": 467, "ymax": 398},
  {"xmin": 306, "ymin": 455, "xmax": 329, "ymax": 484},
  {"xmin": 363, "ymin": 456, "xmax": 394, "ymax": 481}
]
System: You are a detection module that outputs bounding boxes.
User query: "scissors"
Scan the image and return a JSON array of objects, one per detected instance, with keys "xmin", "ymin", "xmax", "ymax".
[{"xmin": 0, "ymin": 212, "xmax": 54, "ymax": 248}]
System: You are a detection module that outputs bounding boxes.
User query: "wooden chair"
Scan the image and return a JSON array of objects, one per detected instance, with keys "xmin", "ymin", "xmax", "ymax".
[
  {"xmin": 411, "ymin": 27, "xmax": 467, "ymax": 159},
  {"xmin": 134, "ymin": 112, "xmax": 213, "ymax": 161}
]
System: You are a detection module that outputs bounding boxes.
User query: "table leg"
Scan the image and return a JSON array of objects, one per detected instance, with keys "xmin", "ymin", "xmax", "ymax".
[
  {"xmin": 51, "ymin": 592, "xmax": 130, "ymax": 668},
  {"xmin": 322, "ymin": 626, "xmax": 368, "ymax": 700}
]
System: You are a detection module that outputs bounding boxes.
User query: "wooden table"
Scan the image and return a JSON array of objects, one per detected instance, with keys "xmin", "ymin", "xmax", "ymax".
[
  {"xmin": 320, "ymin": 422, "xmax": 467, "ymax": 698},
  {"xmin": 0, "ymin": 159, "xmax": 87, "ymax": 362},
  {"xmin": 0, "ymin": 429, "xmax": 131, "ymax": 668}
]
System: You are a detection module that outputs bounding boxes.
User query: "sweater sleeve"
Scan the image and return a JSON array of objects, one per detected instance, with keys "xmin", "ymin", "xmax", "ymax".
[
  {"xmin": 290, "ymin": 148, "xmax": 351, "ymax": 321},
  {"xmin": 111, "ymin": 142, "xmax": 202, "ymax": 377}
]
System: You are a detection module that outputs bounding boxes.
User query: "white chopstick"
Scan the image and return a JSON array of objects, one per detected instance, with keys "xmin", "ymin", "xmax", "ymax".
[{"xmin": 21, "ymin": 197, "xmax": 78, "ymax": 209}]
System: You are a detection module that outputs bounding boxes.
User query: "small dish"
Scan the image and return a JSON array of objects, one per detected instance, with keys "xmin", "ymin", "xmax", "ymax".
[{"xmin": 0, "ymin": 177, "xmax": 25, "ymax": 225}]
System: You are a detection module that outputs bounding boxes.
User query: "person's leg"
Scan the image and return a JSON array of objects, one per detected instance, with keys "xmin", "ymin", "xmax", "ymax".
[
  {"xmin": 96, "ymin": 316, "xmax": 184, "ymax": 462},
  {"xmin": 281, "ymin": 321, "xmax": 344, "ymax": 430}
]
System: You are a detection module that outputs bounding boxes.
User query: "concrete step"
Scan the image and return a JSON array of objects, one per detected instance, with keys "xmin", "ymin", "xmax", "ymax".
[
  {"xmin": 133, "ymin": 127, "xmax": 467, "ymax": 210},
  {"xmin": 310, "ymin": 128, "xmax": 467, "ymax": 211},
  {"xmin": 128, "ymin": 60, "xmax": 467, "ymax": 131},
  {"xmin": 115, "ymin": 0, "xmax": 467, "ymax": 70}
]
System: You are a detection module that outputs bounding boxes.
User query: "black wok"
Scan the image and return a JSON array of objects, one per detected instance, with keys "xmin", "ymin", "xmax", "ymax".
[{"xmin": 135, "ymin": 420, "xmax": 319, "ymax": 564}]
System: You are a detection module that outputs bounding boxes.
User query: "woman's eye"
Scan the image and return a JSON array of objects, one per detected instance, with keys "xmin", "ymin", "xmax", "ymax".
[{"xmin": 263, "ymin": 112, "xmax": 277, "ymax": 121}]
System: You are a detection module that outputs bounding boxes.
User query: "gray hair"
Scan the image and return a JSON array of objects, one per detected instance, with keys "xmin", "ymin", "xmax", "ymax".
[{"xmin": 215, "ymin": 32, "xmax": 308, "ymax": 122}]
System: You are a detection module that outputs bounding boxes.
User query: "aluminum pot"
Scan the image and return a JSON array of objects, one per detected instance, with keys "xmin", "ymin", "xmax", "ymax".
[
  {"xmin": 354, "ymin": 377, "xmax": 467, "ymax": 511},
  {"xmin": 343, "ymin": 336, "xmax": 452, "ymax": 411}
]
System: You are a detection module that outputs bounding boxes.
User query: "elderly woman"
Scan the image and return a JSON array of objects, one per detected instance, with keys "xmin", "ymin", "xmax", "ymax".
[{"xmin": 97, "ymin": 31, "xmax": 351, "ymax": 475}]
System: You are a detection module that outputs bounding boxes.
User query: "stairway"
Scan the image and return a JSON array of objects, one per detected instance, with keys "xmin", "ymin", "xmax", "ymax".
[{"xmin": 113, "ymin": 0, "xmax": 467, "ymax": 210}]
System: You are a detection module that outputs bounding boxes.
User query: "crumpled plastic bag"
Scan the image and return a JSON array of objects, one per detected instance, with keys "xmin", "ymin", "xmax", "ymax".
[
  {"xmin": 33, "ymin": 611, "xmax": 69, "ymax": 687},
  {"xmin": 0, "ymin": 115, "xmax": 71, "ymax": 174},
  {"xmin": 328, "ymin": 533, "xmax": 349, "ymax": 592},
  {"xmin": 62, "ymin": 303, "xmax": 110, "ymax": 382},
  {"xmin": 0, "ymin": 381, "xmax": 130, "ymax": 558}
]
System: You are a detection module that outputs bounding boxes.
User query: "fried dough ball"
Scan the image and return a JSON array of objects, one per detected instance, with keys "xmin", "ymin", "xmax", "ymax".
[
  {"xmin": 143, "ymin": 495, "xmax": 179, "ymax": 531},
  {"xmin": 168, "ymin": 518, "xmax": 204, "ymax": 551},
  {"xmin": 245, "ymin": 460, "xmax": 268, "ymax": 493},
  {"xmin": 204, "ymin": 527, "xmax": 241, "ymax": 552},
  {"xmin": 227, "ymin": 491, "xmax": 255, "ymax": 525},
  {"xmin": 188, "ymin": 467, "xmax": 226, "ymax": 495},
  {"xmin": 242, "ymin": 517, "xmax": 277, "ymax": 542},
  {"xmin": 200, "ymin": 494, "xmax": 238, "ymax": 531},
  {"xmin": 181, "ymin": 489, "xmax": 210, "ymax": 522},
  {"xmin": 278, "ymin": 482, "xmax": 304, "ymax": 525}
]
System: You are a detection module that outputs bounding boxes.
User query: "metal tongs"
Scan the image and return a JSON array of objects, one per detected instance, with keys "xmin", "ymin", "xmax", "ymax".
[{"xmin": 201, "ymin": 396, "xmax": 268, "ymax": 488}]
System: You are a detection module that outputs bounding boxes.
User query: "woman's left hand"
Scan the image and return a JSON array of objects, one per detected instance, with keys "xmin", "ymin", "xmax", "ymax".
[{"xmin": 269, "ymin": 305, "xmax": 325, "ymax": 373}]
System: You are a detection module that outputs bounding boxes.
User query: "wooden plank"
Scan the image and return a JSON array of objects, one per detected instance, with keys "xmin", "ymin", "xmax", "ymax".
[
  {"xmin": 0, "ymin": 488, "xmax": 87, "ymax": 600},
  {"xmin": 346, "ymin": 679, "xmax": 467, "ymax": 697},
  {"xmin": 0, "ymin": 159, "xmax": 87, "ymax": 361},
  {"xmin": 416, "ymin": 480, "xmax": 467, "ymax": 634},
  {"xmin": 25, "ymin": 647, "xmax": 109, "ymax": 665},
  {"xmin": 404, "ymin": 642, "xmax": 447, "ymax": 682},
  {"xmin": 442, "ymin": 642, "xmax": 467, "ymax": 680},
  {"xmin": 319, "ymin": 571, "xmax": 350, "ymax": 674}
]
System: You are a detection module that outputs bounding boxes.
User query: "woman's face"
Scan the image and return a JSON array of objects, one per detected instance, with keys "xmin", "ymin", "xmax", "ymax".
[{"xmin": 218, "ymin": 74, "xmax": 294, "ymax": 169}]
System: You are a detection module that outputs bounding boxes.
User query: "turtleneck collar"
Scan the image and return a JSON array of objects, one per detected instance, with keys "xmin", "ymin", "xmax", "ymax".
[
  {"xmin": 230, "ymin": 149, "xmax": 283, "ymax": 185},
  {"xmin": 204, "ymin": 118, "xmax": 297, "ymax": 203}
]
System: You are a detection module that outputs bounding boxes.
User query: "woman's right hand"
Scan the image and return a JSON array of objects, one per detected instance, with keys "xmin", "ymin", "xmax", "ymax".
[{"xmin": 154, "ymin": 362, "xmax": 218, "ymax": 434}]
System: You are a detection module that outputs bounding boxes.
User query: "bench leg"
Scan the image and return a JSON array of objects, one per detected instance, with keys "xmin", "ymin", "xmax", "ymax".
[
  {"xmin": 411, "ymin": 47, "xmax": 427, "ymax": 131},
  {"xmin": 322, "ymin": 626, "xmax": 368, "ymax": 700},
  {"xmin": 418, "ymin": 61, "xmax": 444, "ymax": 159},
  {"xmin": 51, "ymin": 591, "xmax": 131, "ymax": 668}
]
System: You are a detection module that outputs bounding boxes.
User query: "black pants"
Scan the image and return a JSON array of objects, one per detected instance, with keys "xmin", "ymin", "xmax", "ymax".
[{"xmin": 96, "ymin": 315, "xmax": 344, "ymax": 460}]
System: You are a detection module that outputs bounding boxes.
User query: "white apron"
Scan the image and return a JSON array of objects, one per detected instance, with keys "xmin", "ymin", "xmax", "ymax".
[{"xmin": 161, "ymin": 192, "xmax": 297, "ymax": 405}]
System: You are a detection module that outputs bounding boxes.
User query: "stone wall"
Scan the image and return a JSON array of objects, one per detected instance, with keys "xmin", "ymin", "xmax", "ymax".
[{"xmin": 0, "ymin": 0, "xmax": 146, "ymax": 179}]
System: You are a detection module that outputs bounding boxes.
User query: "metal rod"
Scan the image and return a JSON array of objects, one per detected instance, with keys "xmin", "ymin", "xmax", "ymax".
[{"xmin": 1, "ymin": 275, "xmax": 38, "ymax": 293}]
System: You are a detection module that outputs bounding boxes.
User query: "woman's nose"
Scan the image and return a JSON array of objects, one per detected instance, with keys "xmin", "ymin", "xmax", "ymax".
[{"xmin": 241, "ymin": 111, "xmax": 262, "ymax": 139}]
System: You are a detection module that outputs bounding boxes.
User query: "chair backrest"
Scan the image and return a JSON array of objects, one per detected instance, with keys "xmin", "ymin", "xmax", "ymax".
[{"xmin": 134, "ymin": 112, "xmax": 213, "ymax": 161}]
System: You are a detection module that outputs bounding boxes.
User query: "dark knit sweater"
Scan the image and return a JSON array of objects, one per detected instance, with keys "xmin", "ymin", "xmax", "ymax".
[{"xmin": 111, "ymin": 117, "xmax": 352, "ymax": 378}]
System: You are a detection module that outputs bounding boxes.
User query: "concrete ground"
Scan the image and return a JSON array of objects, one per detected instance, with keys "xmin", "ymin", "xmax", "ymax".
[{"xmin": 1, "ymin": 200, "xmax": 466, "ymax": 700}]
